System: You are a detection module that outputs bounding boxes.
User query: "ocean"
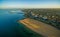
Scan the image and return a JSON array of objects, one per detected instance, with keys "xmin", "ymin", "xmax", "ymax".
[
  {"xmin": 0, "ymin": 9, "xmax": 42, "ymax": 37},
  {"xmin": 0, "ymin": 9, "xmax": 25, "ymax": 37}
]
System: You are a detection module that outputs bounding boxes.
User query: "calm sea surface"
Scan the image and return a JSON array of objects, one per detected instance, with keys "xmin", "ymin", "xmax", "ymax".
[
  {"xmin": 0, "ymin": 9, "xmax": 26, "ymax": 37},
  {"xmin": 0, "ymin": 9, "xmax": 42, "ymax": 37}
]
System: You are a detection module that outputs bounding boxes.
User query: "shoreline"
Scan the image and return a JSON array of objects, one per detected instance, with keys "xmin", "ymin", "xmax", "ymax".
[{"xmin": 18, "ymin": 18, "xmax": 60, "ymax": 37}]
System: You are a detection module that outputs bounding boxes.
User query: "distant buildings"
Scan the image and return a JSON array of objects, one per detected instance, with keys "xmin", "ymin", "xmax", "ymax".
[{"xmin": 22, "ymin": 9, "xmax": 60, "ymax": 29}]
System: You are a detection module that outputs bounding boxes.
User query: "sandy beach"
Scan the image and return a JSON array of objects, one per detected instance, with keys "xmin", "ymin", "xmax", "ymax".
[{"xmin": 19, "ymin": 18, "xmax": 60, "ymax": 37}]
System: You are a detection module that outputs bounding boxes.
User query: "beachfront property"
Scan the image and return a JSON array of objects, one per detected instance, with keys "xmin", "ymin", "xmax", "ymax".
[{"xmin": 22, "ymin": 9, "xmax": 60, "ymax": 29}]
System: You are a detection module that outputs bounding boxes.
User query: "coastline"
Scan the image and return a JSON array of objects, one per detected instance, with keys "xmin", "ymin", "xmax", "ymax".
[
  {"xmin": 18, "ymin": 18, "xmax": 43, "ymax": 37},
  {"xmin": 18, "ymin": 18, "xmax": 60, "ymax": 37}
]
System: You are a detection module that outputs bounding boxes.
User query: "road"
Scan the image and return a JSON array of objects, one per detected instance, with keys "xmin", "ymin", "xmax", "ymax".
[{"xmin": 19, "ymin": 18, "xmax": 60, "ymax": 37}]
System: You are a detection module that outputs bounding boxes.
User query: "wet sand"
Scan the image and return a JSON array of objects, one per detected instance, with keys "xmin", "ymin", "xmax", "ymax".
[{"xmin": 19, "ymin": 18, "xmax": 60, "ymax": 37}]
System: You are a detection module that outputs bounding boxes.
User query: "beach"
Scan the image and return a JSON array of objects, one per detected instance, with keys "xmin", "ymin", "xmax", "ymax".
[{"xmin": 19, "ymin": 18, "xmax": 60, "ymax": 37}]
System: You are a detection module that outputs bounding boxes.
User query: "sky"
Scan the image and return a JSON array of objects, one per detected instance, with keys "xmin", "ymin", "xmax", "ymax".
[{"xmin": 0, "ymin": 0, "xmax": 60, "ymax": 8}]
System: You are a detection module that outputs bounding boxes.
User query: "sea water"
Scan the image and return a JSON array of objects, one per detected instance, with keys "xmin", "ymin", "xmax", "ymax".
[
  {"xmin": 0, "ymin": 9, "xmax": 42, "ymax": 37},
  {"xmin": 0, "ymin": 9, "xmax": 25, "ymax": 37}
]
